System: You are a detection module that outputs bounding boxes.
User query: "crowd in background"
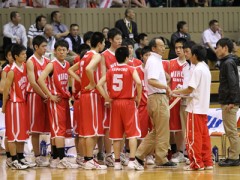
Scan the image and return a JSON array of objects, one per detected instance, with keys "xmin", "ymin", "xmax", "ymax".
[{"xmin": 1, "ymin": 0, "xmax": 240, "ymax": 8}]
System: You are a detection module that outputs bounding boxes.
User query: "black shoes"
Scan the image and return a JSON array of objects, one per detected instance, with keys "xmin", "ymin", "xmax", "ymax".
[
  {"xmin": 155, "ymin": 161, "xmax": 177, "ymax": 168},
  {"xmin": 218, "ymin": 158, "xmax": 240, "ymax": 167}
]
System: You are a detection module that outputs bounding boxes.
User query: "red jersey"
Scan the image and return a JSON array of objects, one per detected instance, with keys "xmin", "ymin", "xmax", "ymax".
[
  {"xmin": 128, "ymin": 57, "xmax": 142, "ymax": 67},
  {"xmin": 80, "ymin": 50, "xmax": 101, "ymax": 94},
  {"xmin": 162, "ymin": 60, "xmax": 170, "ymax": 74},
  {"xmin": 136, "ymin": 65, "xmax": 147, "ymax": 106},
  {"xmin": 3, "ymin": 64, "xmax": 11, "ymax": 73},
  {"xmin": 102, "ymin": 49, "xmax": 117, "ymax": 69},
  {"xmin": 48, "ymin": 59, "xmax": 70, "ymax": 98},
  {"xmin": 26, "ymin": 55, "xmax": 50, "ymax": 92},
  {"xmin": 106, "ymin": 64, "xmax": 135, "ymax": 99},
  {"xmin": 9, "ymin": 63, "xmax": 28, "ymax": 102},
  {"xmin": 169, "ymin": 58, "xmax": 187, "ymax": 90}
]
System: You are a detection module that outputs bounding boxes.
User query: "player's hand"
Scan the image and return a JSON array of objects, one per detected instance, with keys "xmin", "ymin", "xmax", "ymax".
[
  {"xmin": 2, "ymin": 105, "xmax": 6, "ymax": 113},
  {"xmin": 166, "ymin": 86, "xmax": 172, "ymax": 98},
  {"xmin": 85, "ymin": 83, "xmax": 96, "ymax": 91},
  {"xmin": 225, "ymin": 104, "xmax": 234, "ymax": 111},
  {"xmin": 50, "ymin": 95, "xmax": 61, "ymax": 103},
  {"xmin": 135, "ymin": 97, "xmax": 141, "ymax": 107}
]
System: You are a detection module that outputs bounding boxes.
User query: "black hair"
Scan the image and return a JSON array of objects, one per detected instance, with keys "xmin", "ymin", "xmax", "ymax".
[
  {"xmin": 122, "ymin": 39, "xmax": 134, "ymax": 47},
  {"xmin": 70, "ymin": 24, "xmax": 79, "ymax": 29},
  {"xmin": 115, "ymin": 47, "xmax": 129, "ymax": 63},
  {"xmin": 125, "ymin": 8, "xmax": 133, "ymax": 17},
  {"xmin": 136, "ymin": 33, "xmax": 148, "ymax": 44},
  {"xmin": 191, "ymin": 44, "xmax": 207, "ymax": 62},
  {"xmin": 54, "ymin": 39, "xmax": 69, "ymax": 50},
  {"xmin": 4, "ymin": 45, "xmax": 12, "ymax": 60},
  {"xmin": 216, "ymin": 38, "xmax": 234, "ymax": 53},
  {"xmin": 107, "ymin": 28, "xmax": 122, "ymax": 41},
  {"xmin": 51, "ymin": 11, "xmax": 59, "ymax": 22},
  {"xmin": 10, "ymin": 11, "xmax": 18, "ymax": 21},
  {"xmin": 11, "ymin": 44, "xmax": 26, "ymax": 61},
  {"xmin": 149, "ymin": 37, "xmax": 163, "ymax": 51},
  {"xmin": 135, "ymin": 48, "xmax": 142, "ymax": 60},
  {"xmin": 78, "ymin": 44, "xmax": 90, "ymax": 57},
  {"xmin": 183, "ymin": 40, "xmax": 196, "ymax": 49},
  {"xmin": 35, "ymin": 15, "xmax": 46, "ymax": 25},
  {"xmin": 90, "ymin": 32, "xmax": 105, "ymax": 48},
  {"xmin": 83, "ymin": 31, "xmax": 94, "ymax": 44},
  {"xmin": 175, "ymin": 38, "xmax": 187, "ymax": 46},
  {"xmin": 209, "ymin": 19, "xmax": 218, "ymax": 26},
  {"xmin": 32, "ymin": 35, "xmax": 47, "ymax": 50},
  {"xmin": 141, "ymin": 46, "xmax": 151, "ymax": 56},
  {"xmin": 177, "ymin": 21, "xmax": 187, "ymax": 32}
]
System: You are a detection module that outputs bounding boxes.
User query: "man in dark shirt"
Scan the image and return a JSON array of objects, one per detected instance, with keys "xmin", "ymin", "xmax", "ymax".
[{"xmin": 216, "ymin": 38, "xmax": 240, "ymax": 167}]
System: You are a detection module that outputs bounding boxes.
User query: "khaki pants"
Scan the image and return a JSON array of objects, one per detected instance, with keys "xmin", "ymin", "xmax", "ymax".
[
  {"xmin": 136, "ymin": 94, "xmax": 170, "ymax": 164},
  {"xmin": 221, "ymin": 105, "xmax": 240, "ymax": 159}
]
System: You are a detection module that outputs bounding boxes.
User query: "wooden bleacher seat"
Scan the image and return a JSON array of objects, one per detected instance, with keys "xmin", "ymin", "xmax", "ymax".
[
  {"xmin": 210, "ymin": 82, "xmax": 219, "ymax": 94},
  {"xmin": 211, "ymin": 70, "xmax": 220, "ymax": 82},
  {"xmin": 163, "ymin": 49, "xmax": 169, "ymax": 60}
]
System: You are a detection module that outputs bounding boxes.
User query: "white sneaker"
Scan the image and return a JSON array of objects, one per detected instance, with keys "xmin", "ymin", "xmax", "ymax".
[
  {"xmin": 183, "ymin": 165, "xmax": 204, "ymax": 171},
  {"xmin": 146, "ymin": 155, "xmax": 155, "ymax": 165},
  {"xmin": 50, "ymin": 158, "xmax": 60, "ymax": 168},
  {"xmin": 20, "ymin": 158, "xmax": 36, "ymax": 168},
  {"xmin": 171, "ymin": 152, "xmax": 186, "ymax": 163},
  {"xmin": 114, "ymin": 162, "xmax": 122, "ymax": 170},
  {"xmin": 6, "ymin": 157, "xmax": 12, "ymax": 167},
  {"xmin": 84, "ymin": 159, "xmax": 107, "ymax": 170},
  {"xmin": 128, "ymin": 160, "xmax": 144, "ymax": 171},
  {"xmin": 11, "ymin": 160, "xmax": 28, "ymax": 170},
  {"xmin": 120, "ymin": 153, "xmax": 129, "ymax": 166},
  {"xmin": 35, "ymin": 156, "xmax": 49, "ymax": 167},
  {"xmin": 57, "ymin": 157, "xmax": 79, "ymax": 169},
  {"xmin": 185, "ymin": 158, "xmax": 190, "ymax": 165},
  {"xmin": 76, "ymin": 156, "xmax": 85, "ymax": 168},
  {"xmin": 105, "ymin": 154, "xmax": 114, "ymax": 167},
  {"xmin": 204, "ymin": 166, "xmax": 213, "ymax": 170}
]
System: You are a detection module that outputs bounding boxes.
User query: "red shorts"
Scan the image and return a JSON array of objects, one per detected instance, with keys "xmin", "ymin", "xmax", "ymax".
[
  {"xmin": 170, "ymin": 98, "xmax": 182, "ymax": 131},
  {"xmin": 109, "ymin": 99, "xmax": 141, "ymax": 140},
  {"xmin": 78, "ymin": 93, "xmax": 104, "ymax": 137},
  {"xmin": 47, "ymin": 99, "xmax": 72, "ymax": 138},
  {"xmin": 6, "ymin": 101, "xmax": 29, "ymax": 142},
  {"xmin": 138, "ymin": 105, "xmax": 152, "ymax": 138},
  {"xmin": 27, "ymin": 93, "xmax": 50, "ymax": 133},
  {"xmin": 103, "ymin": 106, "xmax": 110, "ymax": 129},
  {"xmin": 73, "ymin": 98, "xmax": 80, "ymax": 135}
]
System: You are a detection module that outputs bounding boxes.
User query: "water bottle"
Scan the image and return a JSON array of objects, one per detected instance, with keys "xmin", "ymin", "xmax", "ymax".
[
  {"xmin": 40, "ymin": 140, "xmax": 47, "ymax": 156},
  {"xmin": 212, "ymin": 145, "xmax": 219, "ymax": 162}
]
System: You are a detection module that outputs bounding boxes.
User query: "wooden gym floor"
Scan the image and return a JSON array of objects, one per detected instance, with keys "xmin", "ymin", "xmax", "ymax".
[{"xmin": 1, "ymin": 156, "xmax": 240, "ymax": 180}]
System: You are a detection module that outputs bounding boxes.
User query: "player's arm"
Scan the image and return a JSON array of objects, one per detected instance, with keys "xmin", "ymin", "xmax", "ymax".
[
  {"xmin": 96, "ymin": 75, "xmax": 111, "ymax": 103},
  {"xmin": 172, "ymin": 86, "xmax": 194, "ymax": 95},
  {"xmin": 148, "ymin": 79, "xmax": 171, "ymax": 93},
  {"xmin": 85, "ymin": 54, "xmax": 102, "ymax": 90},
  {"xmin": 2, "ymin": 71, "xmax": 14, "ymax": 113},
  {"xmin": 68, "ymin": 62, "xmax": 81, "ymax": 82},
  {"xmin": 101, "ymin": 55, "xmax": 107, "ymax": 77},
  {"xmin": 26, "ymin": 60, "xmax": 47, "ymax": 99},
  {"xmin": 132, "ymin": 69, "xmax": 142, "ymax": 107},
  {"xmin": 37, "ymin": 63, "xmax": 60, "ymax": 103},
  {"xmin": 0, "ymin": 71, "xmax": 7, "ymax": 94}
]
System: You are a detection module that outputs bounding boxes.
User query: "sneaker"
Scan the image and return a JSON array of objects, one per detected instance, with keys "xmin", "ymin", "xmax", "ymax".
[
  {"xmin": 35, "ymin": 156, "xmax": 49, "ymax": 167},
  {"xmin": 97, "ymin": 152, "xmax": 105, "ymax": 163},
  {"xmin": 105, "ymin": 154, "xmax": 114, "ymax": 167},
  {"xmin": 185, "ymin": 158, "xmax": 190, "ymax": 165},
  {"xmin": 146, "ymin": 155, "xmax": 155, "ymax": 165},
  {"xmin": 128, "ymin": 160, "xmax": 144, "ymax": 171},
  {"xmin": 76, "ymin": 156, "xmax": 85, "ymax": 168},
  {"xmin": 171, "ymin": 152, "xmax": 186, "ymax": 163},
  {"xmin": 205, "ymin": 166, "xmax": 213, "ymax": 170},
  {"xmin": 11, "ymin": 160, "xmax": 28, "ymax": 170},
  {"xmin": 20, "ymin": 158, "xmax": 36, "ymax": 168},
  {"xmin": 155, "ymin": 161, "xmax": 177, "ymax": 168},
  {"xmin": 57, "ymin": 157, "xmax": 79, "ymax": 169},
  {"xmin": 218, "ymin": 158, "xmax": 240, "ymax": 167},
  {"xmin": 120, "ymin": 153, "xmax": 129, "ymax": 166},
  {"xmin": 50, "ymin": 158, "xmax": 60, "ymax": 168},
  {"xmin": 114, "ymin": 162, "xmax": 122, "ymax": 170},
  {"xmin": 84, "ymin": 159, "xmax": 107, "ymax": 170},
  {"xmin": 6, "ymin": 157, "xmax": 12, "ymax": 167},
  {"xmin": 183, "ymin": 165, "xmax": 204, "ymax": 171}
]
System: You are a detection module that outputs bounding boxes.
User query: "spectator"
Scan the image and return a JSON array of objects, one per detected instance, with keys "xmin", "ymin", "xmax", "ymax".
[
  {"xmin": 51, "ymin": 11, "xmax": 69, "ymax": 40},
  {"xmin": 115, "ymin": 8, "xmax": 138, "ymax": 42},
  {"xmin": 134, "ymin": 33, "xmax": 149, "ymax": 56},
  {"xmin": 32, "ymin": 0, "xmax": 59, "ymax": 7},
  {"xmin": 83, "ymin": 31, "xmax": 94, "ymax": 47},
  {"xmin": 28, "ymin": 15, "xmax": 47, "ymax": 50},
  {"xmin": 110, "ymin": 0, "xmax": 129, "ymax": 7},
  {"xmin": 131, "ymin": 0, "xmax": 147, "ymax": 7},
  {"xmin": 169, "ymin": 21, "xmax": 191, "ymax": 59},
  {"xmin": 42, "ymin": 24, "xmax": 56, "ymax": 59},
  {"xmin": 3, "ymin": 11, "xmax": 27, "ymax": 49},
  {"xmin": 201, "ymin": 19, "xmax": 223, "ymax": 65}
]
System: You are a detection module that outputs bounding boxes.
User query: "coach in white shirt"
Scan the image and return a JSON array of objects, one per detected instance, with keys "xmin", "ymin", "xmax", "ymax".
[
  {"xmin": 135, "ymin": 37, "xmax": 177, "ymax": 168},
  {"xmin": 3, "ymin": 11, "xmax": 27, "ymax": 49}
]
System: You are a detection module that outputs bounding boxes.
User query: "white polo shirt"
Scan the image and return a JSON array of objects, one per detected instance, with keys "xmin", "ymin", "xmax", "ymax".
[
  {"xmin": 186, "ymin": 62, "xmax": 211, "ymax": 114},
  {"xmin": 144, "ymin": 52, "xmax": 167, "ymax": 95},
  {"xmin": 202, "ymin": 28, "xmax": 221, "ymax": 48}
]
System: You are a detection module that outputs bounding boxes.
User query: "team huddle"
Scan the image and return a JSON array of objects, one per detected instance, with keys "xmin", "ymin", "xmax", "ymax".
[{"xmin": 2, "ymin": 27, "xmax": 237, "ymax": 171}]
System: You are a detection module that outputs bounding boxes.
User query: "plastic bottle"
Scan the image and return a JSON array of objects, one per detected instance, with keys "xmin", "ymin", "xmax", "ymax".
[
  {"xmin": 40, "ymin": 140, "xmax": 47, "ymax": 156},
  {"xmin": 212, "ymin": 145, "xmax": 219, "ymax": 162}
]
